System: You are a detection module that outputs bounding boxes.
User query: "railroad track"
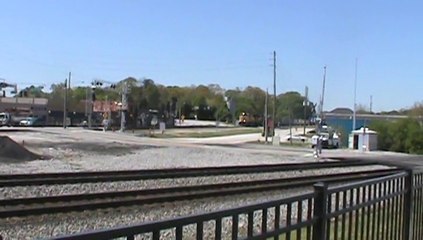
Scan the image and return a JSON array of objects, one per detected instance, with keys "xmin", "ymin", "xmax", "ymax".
[
  {"xmin": 0, "ymin": 160, "xmax": 380, "ymax": 187},
  {"xmin": 0, "ymin": 169, "xmax": 398, "ymax": 218}
]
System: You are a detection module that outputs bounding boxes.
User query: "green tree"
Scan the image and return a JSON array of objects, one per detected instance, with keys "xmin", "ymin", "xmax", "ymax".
[
  {"xmin": 405, "ymin": 119, "xmax": 423, "ymax": 154},
  {"xmin": 371, "ymin": 118, "xmax": 423, "ymax": 154},
  {"xmin": 369, "ymin": 120, "xmax": 392, "ymax": 151},
  {"xmin": 277, "ymin": 91, "xmax": 313, "ymax": 124}
]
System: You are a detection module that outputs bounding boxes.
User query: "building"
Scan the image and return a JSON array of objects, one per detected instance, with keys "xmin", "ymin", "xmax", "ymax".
[
  {"xmin": 348, "ymin": 127, "xmax": 378, "ymax": 151},
  {"xmin": 0, "ymin": 97, "xmax": 48, "ymax": 118}
]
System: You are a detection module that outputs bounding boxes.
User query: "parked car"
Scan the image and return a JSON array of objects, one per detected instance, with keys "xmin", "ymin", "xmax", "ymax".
[
  {"xmin": 285, "ymin": 135, "xmax": 308, "ymax": 143},
  {"xmin": 19, "ymin": 117, "xmax": 43, "ymax": 126}
]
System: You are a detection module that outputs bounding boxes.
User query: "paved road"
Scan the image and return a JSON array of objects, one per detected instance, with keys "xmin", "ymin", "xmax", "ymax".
[{"xmin": 1, "ymin": 127, "xmax": 422, "ymax": 166}]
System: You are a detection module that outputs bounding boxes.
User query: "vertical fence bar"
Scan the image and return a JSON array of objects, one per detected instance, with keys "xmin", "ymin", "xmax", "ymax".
[
  {"xmin": 419, "ymin": 174, "xmax": 423, "ymax": 240},
  {"xmin": 403, "ymin": 170, "xmax": 414, "ymax": 240},
  {"xmin": 286, "ymin": 203, "xmax": 292, "ymax": 240},
  {"xmin": 153, "ymin": 230, "xmax": 160, "ymax": 240},
  {"xmin": 400, "ymin": 177, "xmax": 405, "ymax": 240},
  {"xmin": 348, "ymin": 188, "xmax": 354, "ymax": 240},
  {"xmin": 232, "ymin": 214, "xmax": 238, "ymax": 240},
  {"xmin": 274, "ymin": 206, "xmax": 280, "ymax": 240},
  {"xmin": 386, "ymin": 180, "xmax": 392, "ymax": 240},
  {"xmin": 247, "ymin": 211, "xmax": 254, "ymax": 238},
  {"xmin": 176, "ymin": 226, "xmax": 182, "ymax": 240},
  {"xmin": 420, "ymin": 174, "xmax": 423, "ymax": 240},
  {"xmin": 297, "ymin": 200, "xmax": 303, "ymax": 240},
  {"xmin": 392, "ymin": 179, "xmax": 399, "ymax": 240},
  {"xmin": 420, "ymin": 173, "xmax": 423, "ymax": 240},
  {"xmin": 342, "ymin": 191, "xmax": 347, "ymax": 240},
  {"xmin": 262, "ymin": 208, "xmax": 268, "ymax": 234},
  {"xmin": 386, "ymin": 179, "xmax": 392, "ymax": 239},
  {"xmin": 334, "ymin": 192, "xmax": 340, "ymax": 240},
  {"xmin": 391, "ymin": 179, "xmax": 398, "ymax": 240},
  {"xmin": 326, "ymin": 193, "xmax": 332, "ymax": 239},
  {"xmin": 307, "ymin": 198, "xmax": 313, "ymax": 240},
  {"xmin": 355, "ymin": 187, "xmax": 361, "ymax": 239},
  {"xmin": 418, "ymin": 174, "xmax": 420, "ymax": 240},
  {"xmin": 366, "ymin": 184, "xmax": 372, "ymax": 240},
  {"xmin": 377, "ymin": 182, "xmax": 382, "ymax": 239},
  {"xmin": 197, "ymin": 221, "xmax": 203, "ymax": 240},
  {"xmin": 360, "ymin": 186, "xmax": 366, "ymax": 240},
  {"xmin": 371, "ymin": 184, "xmax": 377, "ymax": 240},
  {"xmin": 392, "ymin": 179, "xmax": 397, "ymax": 240},
  {"xmin": 215, "ymin": 218, "xmax": 222, "ymax": 240},
  {"xmin": 416, "ymin": 174, "xmax": 421, "ymax": 240},
  {"xmin": 312, "ymin": 182, "xmax": 328, "ymax": 240},
  {"xmin": 418, "ymin": 174, "xmax": 421, "ymax": 240},
  {"xmin": 382, "ymin": 181, "xmax": 388, "ymax": 240},
  {"xmin": 399, "ymin": 177, "xmax": 405, "ymax": 240}
]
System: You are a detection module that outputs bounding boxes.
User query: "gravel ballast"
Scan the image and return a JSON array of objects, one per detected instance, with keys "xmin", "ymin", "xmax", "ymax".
[{"xmin": 0, "ymin": 131, "xmax": 390, "ymax": 240}]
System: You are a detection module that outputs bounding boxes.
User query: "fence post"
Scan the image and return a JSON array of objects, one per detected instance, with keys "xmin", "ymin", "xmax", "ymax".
[
  {"xmin": 403, "ymin": 169, "xmax": 414, "ymax": 240},
  {"xmin": 313, "ymin": 182, "xmax": 328, "ymax": 240}
]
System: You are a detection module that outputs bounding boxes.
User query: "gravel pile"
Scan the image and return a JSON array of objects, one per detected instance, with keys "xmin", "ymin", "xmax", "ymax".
[{"xmin": 0, "ymin": 144, "xmax": 389, "ymax": 239}]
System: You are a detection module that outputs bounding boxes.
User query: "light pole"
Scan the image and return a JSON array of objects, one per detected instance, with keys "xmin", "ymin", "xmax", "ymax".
[
  {"xmin": 63, "ymin": 78, "xmax": 67, "ymax": 128},
  {"xmin": 63, "ymin": 72, "xmax": 71, "ymax": 128},
  {"xmin": 353, "ymin": 58, "xmax": 358, "ymax": 131},
  {"xmin": 272, "ymin": 50, "xmax": 276, "ymax": 139},
  {"xmin": 303, "ymin": 86, "xmax": 309, "ymax": 135},
  {"xmin": 120, "ymin": 81, "xmax": 128, "ymax": 132},
  {"xmin": 264, "ymin": 88, "xmax": 268, "ymax": 144}
]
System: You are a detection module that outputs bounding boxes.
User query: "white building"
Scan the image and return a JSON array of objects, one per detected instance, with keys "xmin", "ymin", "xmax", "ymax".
[{"xmin": 348, "ymin": 127, "xmax": 378, "ymax": 151}]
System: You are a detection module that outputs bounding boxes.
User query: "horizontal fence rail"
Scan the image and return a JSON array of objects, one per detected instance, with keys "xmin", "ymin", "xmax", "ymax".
[
  {"xmin": 51, "ymin": 193, "xmax": 317, "ymax": 240},
  {"xmin": 35, "ymin": 169, "xmax": 423, "ymax": 240}
]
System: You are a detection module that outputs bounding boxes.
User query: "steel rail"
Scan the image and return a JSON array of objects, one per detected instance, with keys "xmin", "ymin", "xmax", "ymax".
[
  {"xmin": 0, "ymin": 160, "xmax": 381, "ymax": 187},
  {"xmin": 0, "ymin": 169, "xmax": 399, "ymax": 218}
]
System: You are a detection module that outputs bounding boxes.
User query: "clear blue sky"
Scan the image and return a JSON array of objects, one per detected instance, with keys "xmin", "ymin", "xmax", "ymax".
[{"xmin": 1, "ymin": 0, "xmax": 422, "ymax": 112}]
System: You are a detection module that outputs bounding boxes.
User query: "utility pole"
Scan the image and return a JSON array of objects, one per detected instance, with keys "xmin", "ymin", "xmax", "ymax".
[
  {"xmin": 319, "ymin": 66, "xmax": 327, "ymax": 122},
  {"xmin": 88, "ymin": 87, "xmax": 93, "ymax": 128},
  {"xmin": 63, "ymin": 72, "xmax": 71, "ymax": 128},
  {"xmin": 85, "ymin": 87, "xmax": 88, "ymax": 117},
  {"xmin": 63, "ymin": 78, "xmax": 68, "ymax": 128},
  {"xmin": 370, "ymin": 95, "xmax": 373, "ymax": 113},
  {"xmin": 272, "ymin": 51, "xmax": 276, "ymax": 139},
  {"xmin": 120, "ymin": 81, "xmax": 128, "ymax": 132},
  {"xmin": 264, "ymin": 88, "xmax": 268, "ymax": 144},
  {"xmin": 353, "ymin": 58, "xmax": 358, "ymax": 131},
  {"xmin": 303, "ymin": 86, "xmax": 309, "ymax": 135}
]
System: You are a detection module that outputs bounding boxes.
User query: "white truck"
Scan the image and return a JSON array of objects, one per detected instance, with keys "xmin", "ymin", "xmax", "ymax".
[
  {"xmin": 311, "ymin": 125, "xmax": 340, "ymax": 149},
  {"xmin": 0, "ymin": 112, "xmax": 28, "ymax": 127}
]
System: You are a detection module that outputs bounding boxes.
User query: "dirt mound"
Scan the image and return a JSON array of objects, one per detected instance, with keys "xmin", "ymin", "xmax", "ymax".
[{"xmin": 0, "ymin": 136, "xmax": 42, "ymax": 162}]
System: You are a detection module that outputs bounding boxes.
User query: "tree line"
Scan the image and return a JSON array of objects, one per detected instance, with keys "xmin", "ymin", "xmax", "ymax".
[
  {"xmin": 369, "ymin": 102, "xmax": 423, "ymax": 154},
  {"xmin": 17, "ymin": 77, "xmax": 316, "ymax": 125}
]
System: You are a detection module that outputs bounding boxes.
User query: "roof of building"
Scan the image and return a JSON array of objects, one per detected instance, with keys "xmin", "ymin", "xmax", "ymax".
[
  {"xmin": 329, "ymin": 107, "xmax": 354, "ymax": 114},
  {"xmin": 351, "ymin": 127, "xmax": 377, "ymax": 134}
]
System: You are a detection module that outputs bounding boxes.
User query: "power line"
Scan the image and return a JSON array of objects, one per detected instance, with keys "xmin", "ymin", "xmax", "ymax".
[{"xmin": 272, "ymin": 51, "xmax": 276, "ymax": 141}]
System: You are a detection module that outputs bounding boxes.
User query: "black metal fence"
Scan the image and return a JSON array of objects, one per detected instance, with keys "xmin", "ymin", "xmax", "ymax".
[{"xmin": 52, "ymin": 169, "xmax": 423, "ymax": 240}]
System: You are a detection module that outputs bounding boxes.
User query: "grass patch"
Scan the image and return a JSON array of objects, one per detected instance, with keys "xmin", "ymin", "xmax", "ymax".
[
  {"xmin": 269, "ymin": 201, "xmax": 402, "ymax": 240},
  {"xmin": 149, "ymin": 127, "xmax": 261, "ymax": 138}
]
